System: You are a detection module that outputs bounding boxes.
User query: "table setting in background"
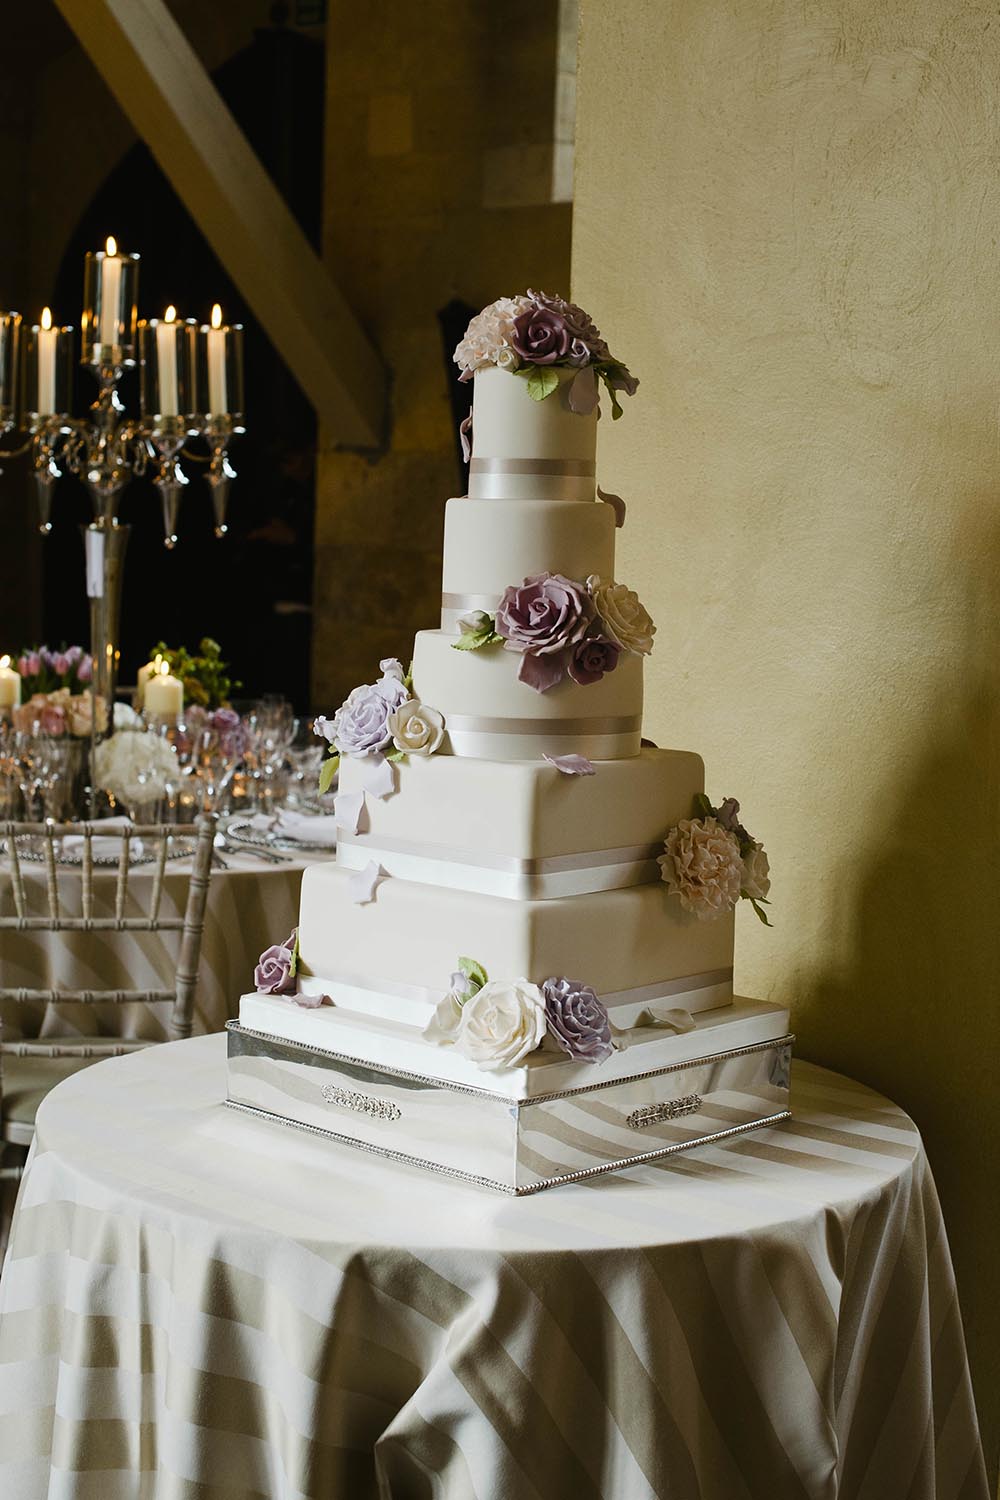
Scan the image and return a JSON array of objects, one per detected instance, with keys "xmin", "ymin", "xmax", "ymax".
[{"xmin": 0, "ymin": 633, "xmax": 338, "ymax": 1048}]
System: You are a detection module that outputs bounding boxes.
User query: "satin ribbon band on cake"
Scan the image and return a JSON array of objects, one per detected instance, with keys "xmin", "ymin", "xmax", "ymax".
[
  {"xmin": 444, "ymin": 711, "xmax": 642, "ymax": 761},
  {"xmin": 297, "ymin": 967, "xmax": 734, "ymax": 1032},
  {"xmin": 338, "ymin": 831, "xmax": 663, "ymax": 898},
  {"xmin": 468, "ymin": 456, "xmax": 596, "ymax": 501},
  {"xmin": 440, "ymin": 591, "xmax": 499, "ymax": 629}
]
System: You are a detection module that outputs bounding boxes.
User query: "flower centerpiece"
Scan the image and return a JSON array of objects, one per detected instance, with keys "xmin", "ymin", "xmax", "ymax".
[
  {"xmin": 453, "ymin": 571, "xmax": 655, "ymax": 693},
  {"xmin": 454, "ymin": 290, "xmax": 638, "ymax": 419},
  {"xmin": 12, "ymin": 645, "xmax": 106, "ymax": 738},
  {"xmin": 658, "ymin": 794, "xmax": 772, "ymax": 925},
  {"xmin": 147, "ymin": 637, "xmax": 239, "ymax": 710}
]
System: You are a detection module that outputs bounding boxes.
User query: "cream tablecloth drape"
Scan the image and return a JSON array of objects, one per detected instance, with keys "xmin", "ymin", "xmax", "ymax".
[
  {"xmin": 0, "ymin": 854, "xmax": 319, "ymax": 1041},
  {"xmin": 0, "ymin": 1035, "xmax": 988, "ymax": 1500}
]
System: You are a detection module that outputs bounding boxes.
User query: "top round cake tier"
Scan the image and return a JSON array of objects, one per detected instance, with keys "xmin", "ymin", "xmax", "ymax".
[{"xmin": 468, "ymin": 366, "xmax": 597, "ymax": 503}]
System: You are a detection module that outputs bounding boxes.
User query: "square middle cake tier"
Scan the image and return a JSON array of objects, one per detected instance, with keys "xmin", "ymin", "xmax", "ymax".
[{"xmin": 336, "ymin": 744, "xmax": 703, "ymax": 899}]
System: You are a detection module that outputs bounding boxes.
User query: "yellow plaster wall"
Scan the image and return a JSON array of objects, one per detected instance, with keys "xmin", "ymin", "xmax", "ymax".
[{"xmin": 573, "ymin": 0, "xmax": 999, "ymax": 1478}]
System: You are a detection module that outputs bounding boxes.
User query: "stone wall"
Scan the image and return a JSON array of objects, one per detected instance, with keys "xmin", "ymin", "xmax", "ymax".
[{"xmin": 313, "ymin": 1, "xmax": 572, "ymax": 709}]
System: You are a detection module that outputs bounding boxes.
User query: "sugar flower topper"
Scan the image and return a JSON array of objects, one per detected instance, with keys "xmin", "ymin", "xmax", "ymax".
[
  {"xmin": 453, "ymin": 290, "xmax": 638, "ymax": 419},
  {"xmin": 658, "ymin": 795, "xmax": 772, "ymax": 925},
  {"xmin": 453, "ymin": 571, "xmax": 655, "ymax": 694}
]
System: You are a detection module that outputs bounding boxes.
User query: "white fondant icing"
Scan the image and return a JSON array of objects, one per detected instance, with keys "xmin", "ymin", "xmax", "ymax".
[
  {"xmin": 334, "ymin": 747, "xmax": 703, "ymax": 896},
  {"xmin": 296, "ymin": 863, "xmax": 734, "ymax": 1018},
  {"xmin": 469, "ymin": 367, "xmax": 597, "ymax": 501},
  {"xmin": 237, "ymin": 991, "xmax": 789, "ymax": 1101},
  {"xmin": 440, "ymin": 497, "xmax": 616, "ymax": 627}
]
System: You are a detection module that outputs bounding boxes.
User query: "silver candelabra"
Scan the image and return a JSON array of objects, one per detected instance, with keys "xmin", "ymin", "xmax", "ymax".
[{"xmin": 0, "ymin": 239, "xmax": 245, "ymax": 714}]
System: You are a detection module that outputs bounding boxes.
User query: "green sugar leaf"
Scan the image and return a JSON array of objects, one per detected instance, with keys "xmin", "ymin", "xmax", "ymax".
[
  {"xmin": 525, "ymin": 367, "xmax": 560, "ymax": 402},
  {"xmin": 458, "ymin": 955, "xmax": 489, "ymax": 993},
  {"xmin": 318, "ymin": 753, "xmax": 339, "ymax": 796}
]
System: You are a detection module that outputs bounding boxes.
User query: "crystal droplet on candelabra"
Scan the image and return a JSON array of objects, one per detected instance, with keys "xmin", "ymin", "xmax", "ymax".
[
  {"xmin": 159, "ymin": 480, "xmax": 183, "ymax": 549},
  {"xmin": 211, "ymin": 472, "xmax": 231, "ymax": 537},
  {"xmin": 33, "ymin": 469, "xmax": 55, "ymax": 535}
]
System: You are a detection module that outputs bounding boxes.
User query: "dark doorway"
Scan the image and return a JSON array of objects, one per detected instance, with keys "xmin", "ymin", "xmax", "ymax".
[{"xmin": 42, "ymin": 19, "xmax": 323, "ymax": 711}]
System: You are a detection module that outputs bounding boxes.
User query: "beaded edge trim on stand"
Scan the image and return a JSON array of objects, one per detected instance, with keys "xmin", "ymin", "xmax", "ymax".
[{"xmin": 223, "ymin": 1096, "xmax": 793, "ymax": 1196}]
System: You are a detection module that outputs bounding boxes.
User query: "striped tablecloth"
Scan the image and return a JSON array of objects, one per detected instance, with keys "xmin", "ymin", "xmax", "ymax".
[
  {"xmin": 0, "ymin": 851, "xmax": 324, "ymax": 1042},
  {"xmin": 0, "ymin": 1035, "xmax": 988, "ymax": 1500}
]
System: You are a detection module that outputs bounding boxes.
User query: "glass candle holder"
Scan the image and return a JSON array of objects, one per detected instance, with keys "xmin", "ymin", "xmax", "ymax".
[
  {"xmin": 81, "ymin": 239, "xmax": 140, "ymax": 367},
  {"xmin": 0, "ymin": 312, "xmax": 21, "ymax": 427},
  {"xmin": 192, "ymin": 315, "xmax": 245, "ymax": 428},
  {"xmin": 20, "ymin": 315, "xmax": 74, "ymax": 421},
  {"xmin": 139, "ymin": 314, "xmax": 197, "ymax": 430}
]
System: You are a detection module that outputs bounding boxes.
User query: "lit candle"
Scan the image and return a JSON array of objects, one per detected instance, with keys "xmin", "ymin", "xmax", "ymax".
[
  {"xmin": 144, "ymin": 660, "xmax": 183, "ymax": 719},
  {"xmin": 155, "ymin": 306, "xmax": 179, "ymax": 417},
  {"xmin": 36, "ymin": 307, "xmax": 56, "ymax": 416},
  {"xmin": 0, "ymin": 655, "xmax": 21, "ymax": 709},
  {"xmin": 207, "ymin": 302, "xmax": 227, "ymax": 414},
  {"xmin": 135, "ymin": 653, "xmax": 163, "ymax": 708},
  {"xmin": 99, "ymin": 235, "xmax": 123, "ymax": 346}
]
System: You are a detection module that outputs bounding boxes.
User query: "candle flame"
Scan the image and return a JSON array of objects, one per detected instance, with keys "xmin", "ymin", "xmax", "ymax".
[
  {"xmin": 210, "ymin": 303, "xmax": 223, "ymax": 329},
  {"xmin": 158, "ymin": 660, "xmax": 170, "ymax": 677},
  {"xmin": 0, "ymin": 656, "xmax": 10, "ymax": 670},
  {"xmin": 164, "ymin": 305, "xmax": 176, "ymax": 323},
  {"xmin": 106, "ymin": 235, "xmax": 117, "ymax": 257},
  {"xmin": 40, "ymin": 307, "xmax": 52, "ymax": 331}
]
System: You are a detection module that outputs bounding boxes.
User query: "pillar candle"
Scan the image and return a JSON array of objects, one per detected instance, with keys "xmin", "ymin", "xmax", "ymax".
[
  {"xmin": 0, "ymin": 655, "xmax": 21, "ymax": 709},
  {"xmin": 36, "ymin": 308, "xmax": 56, "ymax": 416},
  {"xmin": 135, "ymin": 654, "xmax": 163, "ymax": 708},
  {"xmin": 145, "ymin": 663, "xmax": 183, "ymax": 719},
  {"xmin": 99, "ymin": 237, "xmax": 123, "ymax": 346},
  {"xmin": 207, "ymin": 303, "xmax": 227, "ymax": 414},
  {"xmin": 155, "ymin": 308, "xmax": 179, "ymax": 417}
]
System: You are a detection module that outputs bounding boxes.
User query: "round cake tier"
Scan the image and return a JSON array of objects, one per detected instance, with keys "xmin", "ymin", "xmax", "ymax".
[
  {"xmin": 440, "ymin": 496, "xmax": 616, "ymax": 628},
  {"xmin": 469, "ymin": 366, "xmax": 597, "ymax": 501},
  {"xmin": 411, "ymin": 628, "xmax": 643, "ymax": 761}
]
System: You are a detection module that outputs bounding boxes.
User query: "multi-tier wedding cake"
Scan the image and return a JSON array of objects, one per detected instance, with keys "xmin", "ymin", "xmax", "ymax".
[{"xmin": 226, "ymin": 291, "xmax": 792, "ymax": 1192}]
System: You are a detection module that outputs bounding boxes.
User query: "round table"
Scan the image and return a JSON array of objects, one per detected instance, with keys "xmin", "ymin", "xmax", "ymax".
[
  {"xmin": 0, "ymin": 849, "xmax": 329, "ymax": 1042},
  {"xmin": 0, "ymin": 1035, "xmax": 987, "ymax": 1500}
]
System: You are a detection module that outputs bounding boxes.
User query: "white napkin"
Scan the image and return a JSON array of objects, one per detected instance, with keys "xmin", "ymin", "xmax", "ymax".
[
  {"xmin": 61, "ymin": 818, "xmax": 144, "ymax": 860},
  {"xmin": 248, "ymin": 811, "xmax": 338, "ymax": 847}
]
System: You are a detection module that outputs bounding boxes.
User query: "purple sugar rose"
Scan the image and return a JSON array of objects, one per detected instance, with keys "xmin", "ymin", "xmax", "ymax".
[
  {"xmin": 510, "ymin": 305, "xmax": 572, "ymax": 366},
  {"xmin": 568, "ymin": 636, "xmax": 621, "ymax": 686},
  {"xmin": 527, "ymin": 290, "xmax": 606, "ymax": 357},
  {"xmin": 542, "ymin": 976, "xmax": 614, "ymax": 1063},
  {"xmin": 255, "ymin": 931, "xmax": 297, "ymax": 995},
  {"xmin": 495, "ymin": 572, "xmax": 595, "ymax": 693},
  {"xmin": 329, "ymin": 668, "xmax": 409, "ymax": 756}
]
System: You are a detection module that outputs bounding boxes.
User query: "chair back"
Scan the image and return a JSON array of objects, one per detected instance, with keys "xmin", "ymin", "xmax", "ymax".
[{"xmin": 0, "ymin": 814, "xmax": 217, "ymax": 1060}]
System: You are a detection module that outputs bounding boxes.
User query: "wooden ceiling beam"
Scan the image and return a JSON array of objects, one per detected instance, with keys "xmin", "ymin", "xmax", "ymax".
[{"xmin": 54, "ymin": 0, "xmax": 386, "ymax": 448}]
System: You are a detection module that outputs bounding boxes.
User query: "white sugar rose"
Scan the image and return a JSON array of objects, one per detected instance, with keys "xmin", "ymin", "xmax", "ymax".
[
  {"xmin": 741, "ymin": 840, "xmax": 771, "ymax": 901},
  {"xmin": 587, "ymin": 576, "xmax": 656, "ymax": 656},
  {"xmin": 388, "ymin": 699, "xmax": 445, "ymax": 757},
  {"xmin": 658, "ymin": 816, "xmax": 743, "ymax": 920},
  {"xmin": 454, "ymin": 979, "xmax": 547, "ymax": 1070},
  {"xmin": 454, "ymin": 295, "xmax": 531, "ymax": 376}
]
